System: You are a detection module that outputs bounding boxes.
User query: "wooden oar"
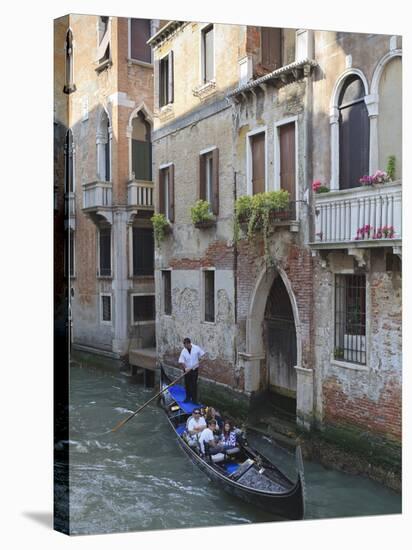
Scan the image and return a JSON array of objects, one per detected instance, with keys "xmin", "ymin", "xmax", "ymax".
[{"xmin": 111, "ymin": 362, "xmax": 201, "ymax": 432}]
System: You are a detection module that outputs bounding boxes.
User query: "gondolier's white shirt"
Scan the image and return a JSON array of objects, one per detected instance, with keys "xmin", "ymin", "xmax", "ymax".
[{"xmin": 178, "ymin": 344, "xmax": 205, "ymax": 371}]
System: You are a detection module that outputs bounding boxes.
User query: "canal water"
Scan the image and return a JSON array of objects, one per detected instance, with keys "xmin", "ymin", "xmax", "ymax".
[{"xmin": 58, "ymin": 358, "xmax": 401, "ymax": 535}]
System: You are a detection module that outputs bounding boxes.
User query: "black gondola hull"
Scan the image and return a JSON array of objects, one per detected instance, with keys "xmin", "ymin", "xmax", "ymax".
[{"xmin": 160, "ymin": 367, "xmax": 305, "ymax": 520}]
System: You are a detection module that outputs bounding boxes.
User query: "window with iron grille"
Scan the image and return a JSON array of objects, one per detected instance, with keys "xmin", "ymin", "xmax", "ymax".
[
  {"xmin": 132, "ymin": 295, "xmax": 155, "ymax": 323},
  {"xmin": 132, "ymin": 227, "xmax": 154, "ymax": 276},
  {"xmin": 335, "ymin": 274, "xmax": 366, "ymax": 364},
  {"xmin": 204, "ymin": 270, "xmax": 215, "ymax": 323},
  {"xmin": 99, "ymin": 227, "xmax": 111, "ymax": 277},
  {"xmin": 162, "ymin": 270, "xmax": 172, "ymax": 315},
  {"xmin": 101, "ymin": 295, "xmax": 111, "ymax": 322}
]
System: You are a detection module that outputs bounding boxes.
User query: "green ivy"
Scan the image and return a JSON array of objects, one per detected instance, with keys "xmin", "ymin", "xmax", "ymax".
[
  {"xmin": 234, "ymin": 190, "xmax": 290, "ymax": 265},
  {"xmin": 151, "ymin": 213, "xmax": 170, "ymax": 246}
]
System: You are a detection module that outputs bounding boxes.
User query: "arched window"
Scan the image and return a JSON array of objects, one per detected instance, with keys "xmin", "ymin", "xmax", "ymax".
[
  {"xmin": 63, "ymin": 29, "xmax": 76, "ymax": 94},
  {"xmin": 64, "ymin": 129, "xmax": 74, "ymax": 193},
  {"xmin": 97, "ymin": 110, "xmax": 111, "ymax": 182},
  {"xmin": 377, "ymin": 57, "xmax": 402, "ymax": 179},
  {"xmin": 338, "ymin": 75, "xmax": 369, "ymax": 189},
  {"xmin": 131, "ymin": 111, "xmax": 152, "ymax": 181}
]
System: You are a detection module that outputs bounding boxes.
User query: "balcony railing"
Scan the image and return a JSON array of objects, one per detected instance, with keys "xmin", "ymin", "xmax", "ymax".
[
  {"xmin": 82, "ymin": 181, "xmax": 112, "ymax": 210},
  {"xmin": 312, "ymin": 181, "xmax": 402, "ymax": 247},
  {"xmin": 128, "ymin": 180, "xmax": 154, "ymax": 209}
]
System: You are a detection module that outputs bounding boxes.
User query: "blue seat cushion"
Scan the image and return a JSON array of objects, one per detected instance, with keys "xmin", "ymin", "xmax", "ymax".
[{"xmin": 168, "ymin": 384, "xmax": 203, "ymax": 414}]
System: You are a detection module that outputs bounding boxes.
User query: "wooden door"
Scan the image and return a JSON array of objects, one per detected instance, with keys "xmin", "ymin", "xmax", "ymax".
[
  {"xmin": 279, "ymin": 122, "xmax": 296, "ymax": 202},
  {"xmin": 251, "ymin": 132, "xmax": 265, "ymax": 195}
]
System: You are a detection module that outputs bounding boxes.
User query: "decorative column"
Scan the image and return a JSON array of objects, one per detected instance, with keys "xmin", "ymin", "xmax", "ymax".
[
  {"xmin": 112, "ymin": 207, "xmax": 131, "ymax": 356},
  {"xmin": 365, "ymin": 93, "xmax": 379, "ymax": 174},
  {"xmin": 329, "ymin": 107, "xmax": 339, "ymax": 190},
  {"xmin": 96, "ymin": 129, "xmax": 107, "ymax": 181}
]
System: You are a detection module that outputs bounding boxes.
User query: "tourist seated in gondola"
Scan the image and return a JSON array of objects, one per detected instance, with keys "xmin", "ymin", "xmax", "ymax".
[
  {"xmin": 199, "ymin": 419, "xmax": 222, "ymax": 456},
  {"xmin": 205, "ymin": 406, "xmax": 223, "ymax": 432},
  {"xmin": 219, "ymin": 420, "xmax": 238, "ymax": 452},
  {"xmin": 185, "ymin": 408, "xmax": 206, "ymax": 449}
]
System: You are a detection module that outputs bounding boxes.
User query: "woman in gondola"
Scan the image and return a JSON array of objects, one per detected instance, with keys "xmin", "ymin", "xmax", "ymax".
[{"xmin": 219, "ymin": 420, "xmax": 238, "ymax": 451}]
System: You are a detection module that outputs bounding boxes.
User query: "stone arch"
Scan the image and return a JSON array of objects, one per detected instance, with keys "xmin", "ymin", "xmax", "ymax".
[
  {"xmin": 96, "ymin": 105, "xmax": 112, "ymax": 182},
  {"xmin": 246, "ymin": 264, "xmax": 302, "ymax": 373}
]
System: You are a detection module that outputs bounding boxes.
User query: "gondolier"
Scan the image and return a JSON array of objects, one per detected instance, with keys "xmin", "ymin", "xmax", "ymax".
[{"xmin": 178, "ymin": 337, "xmax": 206, "ymax": 403}]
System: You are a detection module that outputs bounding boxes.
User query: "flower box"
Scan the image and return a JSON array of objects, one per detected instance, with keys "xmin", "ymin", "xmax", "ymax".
[{"xmin": 194, "ymin": 219, "xmax": 216, "ymax": 229}]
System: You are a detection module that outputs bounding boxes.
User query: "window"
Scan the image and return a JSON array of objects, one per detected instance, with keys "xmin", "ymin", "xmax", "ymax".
[
  {"xmin": 204, "ymin": 270, "xmax": 215, "ymax": 323},
  {"xmin": 162, "ymin": 271, "xmax": 172, "ymax": 315},
  {"xmin": 261, "ymin": 27, "xmax": 282, "ymax": 71},
  {"xmin": 101, "ymin": 294, "xmax": 112, "ymax": 323},
  {"xmin": 202, "ymin": 25, "xmax": 214, "ymax": 82},
  {"xmin": 377, "ymin": 57, "xmax": 402, "ymax": 179},
  {"xmin": 250, "ymin": 132, "xmax": 266, "ymax": 195},
  {"xmin": 64, "ymin": 230, "xmax": 75, "ymax": 278},
  {"xmin": 260, "ymin": 28, "xmax": 296, "ymax": 71},
  {"xmin": 132, "ymin": 295, "xmax": 155, "ymax": 323},
  {"xmin": 278, "ymin": 122, "xmax": 296, "ymax": 202},
  {"xmin": 159, "ymin": 165, "xmax": 174, "ymax": 222},
  {"xmin": 132, "ymin": 112, "xmax": 152, "ymax": 181},
  {"xmin": 335, "ymin": 274, "xmax": 366, "ymax": 365},
  {"xmin": 99, "ymin": 227, "xmax": 111, "ymax": 277},
  {"xmin": 97, "ymin": 110, "xmax": 111, "ymax": 182},
  {"xmin": 96, "ymin": 16, "xmax": 111, "ymax": 67},
  {"xmin": 338, "ymin": 75, "xmax": 370, "ymax": 189},
  {"xmin": 132, "ymin": 227, "xmax": 154, "ymax": 276},
  {"xmin": 130, "ymin": 19, "xmax": 151, "ymax": 63},
  {"xmin": 199, "ymin": 148, "xmax": 219, "ymax": 215},
  {"xmin": 63, "ymin": 29, "xmax": 76, "ymax": 94},
  {"xmin": 64, "ymin": 129, "xmax": 74, "ymax": 193},
  {"xmin": 159, "ymin": 52, "xmax": 174, "ymax": 107},
  {"xmin": 69, "ymin": 230, "xmax": 75, "ymax": 278}
]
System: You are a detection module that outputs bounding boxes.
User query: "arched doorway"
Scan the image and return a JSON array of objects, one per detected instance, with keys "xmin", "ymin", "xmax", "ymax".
[{"xmin": 263, "ymin": 275, "xmax": 297, "ymax": 416}]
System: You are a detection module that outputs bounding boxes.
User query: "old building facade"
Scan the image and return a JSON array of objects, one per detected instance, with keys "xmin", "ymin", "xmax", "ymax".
[
  {"xmin": 150, "ymin": 22, "xmax": 402, "ymax": 464},
  {"xmin": 54, "ymin": 15, "xmax": 166, "ymax": 368}
]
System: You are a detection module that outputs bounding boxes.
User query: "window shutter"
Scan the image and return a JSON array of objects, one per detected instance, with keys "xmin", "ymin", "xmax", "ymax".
[
  {"xmin": 130, "ymin": 19, "xmax": 151, "ymax": 63},
  {"xmin": 279, "ymin": 123, "xmax": 296, "ymax": 202},
  {"xmin": 204, "ymin": 27, "xmax": 214, "ymax": 81},
  {"xmin": 199, "ymin": 153, "xmax": 206, "ymax": 200},
  {"xmin": 154, "ymin": 59, "xmax": 160, "ymax": 110},
  {"xmin": 168, "ymin": 50, "xmax": 174, "ymax": 104},
  {"xmin": 158, "ymin": 169, "xmax": 165, "ymax": 214},
  {"xmin": 105, "ymin": 140, "xmax": 110, "ymax": 181},
  {"xmin": 212, "ymin": 147, "xmax": 219, "ymax": 215},
  {"xmin": 168, "ymin": 164, "xmax": 175, "ymax": 222},
  {"xmin": 261, "ymin": 27, "xmax": 282, "ymax": 70}
]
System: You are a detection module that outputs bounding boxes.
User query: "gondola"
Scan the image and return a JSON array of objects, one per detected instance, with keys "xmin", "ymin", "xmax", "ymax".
[{"xmin": 159, "ymin": 366, "xmax": 305, "ymax": 520}]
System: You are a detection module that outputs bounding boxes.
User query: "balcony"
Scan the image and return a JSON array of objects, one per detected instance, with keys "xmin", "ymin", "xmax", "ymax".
[
  {"xmin": 128, "ymin": 180, "xmax": 154, "ymax": 210},
  {"xmin": 64, "ymin": 192, "xmax": 76, "ymax": 230},
  {"xmin": 311, "ymin": 181, "xmax": 402, "ymax": 253},
  {"xmin": 82, "ymin": 181, "xmax": 113, "ymax": 224}
]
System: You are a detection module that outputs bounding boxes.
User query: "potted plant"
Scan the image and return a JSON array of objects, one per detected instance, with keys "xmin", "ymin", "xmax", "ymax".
[
  {"xmin": 386, "ymin": 155, "xmax": 396, "ymax": 181},
  {"xmin": 359, "ymin": 170, "xmax": 391, "ymax": 186},
  {"xmin": 191, "ymin": 199, "xmax": 216, "ymax": 229},
  {"xmin": 151, "ymin": 213, "xmax": 171, "ymax": 246},
  {"xmin": 312, "ymin": 180, "xmax": 330, "ymax": 194}
]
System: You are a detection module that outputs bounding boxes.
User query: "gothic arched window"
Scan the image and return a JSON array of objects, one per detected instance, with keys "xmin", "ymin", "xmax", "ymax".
[{"xmin": 338, "ymin": 75, "xmax": 369, "ymax": 189}]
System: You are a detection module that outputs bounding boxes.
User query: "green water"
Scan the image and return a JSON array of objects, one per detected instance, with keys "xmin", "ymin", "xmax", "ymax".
[{"xmin": 56, "ymin": 359, "xmax": 401, "ymax": 535}]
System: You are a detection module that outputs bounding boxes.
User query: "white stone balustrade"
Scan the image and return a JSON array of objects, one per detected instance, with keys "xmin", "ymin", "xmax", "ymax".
[
  {"xmin": 128, "ymin": 180, "xmax": 154, "ymax": 209},
  {"xmin": 82, "ymin": 181, "xmax": 112, "ymax": 210},
  {"xmin": 314, "ymin": 181, "xmax": 402, "ymax": 245}
]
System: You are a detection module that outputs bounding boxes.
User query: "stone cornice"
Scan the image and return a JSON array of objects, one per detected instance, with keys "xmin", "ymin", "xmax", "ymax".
[
  {"xmin": 147, "ymin": 21, "xmax": 186, "ymax": 47},
  {"xmin": 226, "ymin": 58, "xmax": 317, "ymax": 99}
]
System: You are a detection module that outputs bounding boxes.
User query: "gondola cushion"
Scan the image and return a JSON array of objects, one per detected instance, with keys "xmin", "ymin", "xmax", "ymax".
[
  {"xmin": 225, "ymin": 447, "xmax": 240, "ymax": 455},
  {"xmin": 210, "ymin": 453, "xmax": 225, "ymax": 463}
]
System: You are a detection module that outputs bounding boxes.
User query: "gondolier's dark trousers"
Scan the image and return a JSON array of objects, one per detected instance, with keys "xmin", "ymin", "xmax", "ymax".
[{"xmin": 184, "ymin": 368, "xmax": 198, "ymax": 402}]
